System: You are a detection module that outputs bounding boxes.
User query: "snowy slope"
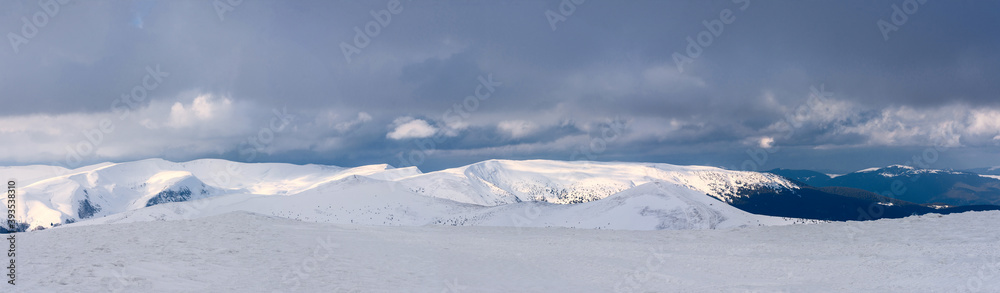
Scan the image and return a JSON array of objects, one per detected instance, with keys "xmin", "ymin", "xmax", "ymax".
[
  {"xmin": 440, "ymin": 181, "xmax": 800, "ymax": 230},
  {"xmin": 13, "ymin": 159, "xmax": 415, "ymax": 229},
  {"xmin": 854, "ymin": 164, "xmax": 968, "ymax": 177},
  {"xmin": 396, "ymin": 159, "xmax": 799, "ymax": 206},
  {"xmin": 15, "ymin": 210, "xmax": 1000, "ymax": 292},
  {"xmin": 19, "ymin": 162, "xmax": 226, "ymax": 228},
  {"xmin": 9, "ymin": 158, "xmax": 803, "ymax": 231},
  {"xmin": 0, "ymin": 164, "xmax": 70, "ymax": 186},
  {"xmin": 74, "ymin": 178, "xmax": 800, "ymax": 231}
]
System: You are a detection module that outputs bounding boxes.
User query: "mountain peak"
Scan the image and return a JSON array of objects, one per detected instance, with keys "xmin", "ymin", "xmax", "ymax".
[{"xmin": 858, "ymin": 165, "xmax": 915, "ymax": 173}]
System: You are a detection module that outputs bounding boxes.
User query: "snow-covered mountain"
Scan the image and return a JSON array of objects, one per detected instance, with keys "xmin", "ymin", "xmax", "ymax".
[
  {"xmin": 964, "ymin": 166, "xmax": 1000, "ymax": 176},
  {"xmin": 854, "ymin": 164, "xmax": 968, "ymax": 177},
  {"xmin": 10, "ymin": 159, "xmax": 417, "ymax": 229},
  {"xmin": 454, "ymin": 181, "xmax": 797, "ymax": 230},
  {"xmin": 79, "ymin": 179, "xmax": 800, "ymax": 231},
  {"xmin": 6, "ymin": 158, "xmax": 807, "ymax": 231},
  {"xmin": 395, "ymin": 159, "xmax": 799, "ymax": 206}
]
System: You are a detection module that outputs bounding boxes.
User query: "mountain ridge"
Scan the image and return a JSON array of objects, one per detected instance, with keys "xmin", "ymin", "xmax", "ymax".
[
  {"xmin": 768, "ymin": 165, "xmax": 1000, "ymax": 206},
  {"xmin": 5, "ymin": 158, "xmax": 999, "ymax": 232}
]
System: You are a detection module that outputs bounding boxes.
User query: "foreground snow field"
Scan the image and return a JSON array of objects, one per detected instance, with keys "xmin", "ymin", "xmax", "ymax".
[{"xmin": 16, "ymin": 211, "xmax": 1000, "ymax": 292}]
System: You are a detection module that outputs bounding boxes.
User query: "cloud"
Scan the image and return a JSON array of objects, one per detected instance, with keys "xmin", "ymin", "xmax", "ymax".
[
  {"xmin": 1, "ymin": 1, "xmax": 1000, "ymax": 171},
  {"xmin": 0, "ymin": 94, "xmax": 247, "ymax": 165},
  {"xmin": 167, "ymin": 94, "xmax": 234, "ymax": 128},
  {"xmin": 759, "ymin": 137, "xmax": 775, "ymax": 149},
  {"xmin": 968, "ymin": 109, "xmax": 1000, "ymax": 137},
  {"xmin": 333, "ymin": 112, "xmax": 373, "ymax": 133},
  {"xmin": 387, "ymin": 117, "xmax": 438, "ymax": 140},
  {"xmin": 763, "ymin": 99, "xmax": 1000, "ymax": 149},
  {"xmin": 497, "ymin": 120, "xmax": 539, "ymax": 139}
]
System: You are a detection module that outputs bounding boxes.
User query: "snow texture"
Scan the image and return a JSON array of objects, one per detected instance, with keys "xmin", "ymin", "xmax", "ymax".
[{"xmin": 13, "ymin": 211, "xmax": 1000, "ymax": 292}]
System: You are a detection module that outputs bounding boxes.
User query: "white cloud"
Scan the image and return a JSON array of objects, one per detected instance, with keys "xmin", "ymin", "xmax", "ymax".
[
  {"xmin": 759, "ymin": 137, "xmax": 775, "ymax": 149},
  {"xmin": 167, "ymin": 94, "xmax": 233, "ymax": 128},
  {"xmin": 614, "ymin": 117, "xmax": 681, "ymax": 143},
  {"xmin": 968, "ymin": 109, "xmax": 1000, "ymax": 136},
  {"xmin": 439, "ymin": 119, "xmax": 470, "ymax": 137},
  {"xmin": 0, "ymin": 92, "xmax": 316, "ymax": 166},
  {"xmin": 497, "ymin": 120, "xmax": 539, "ymax": 139},
  {"xmin": 765, "ymin": 99, "xmax": 1000, "ymax": 148},
  {"xmin": 387, "ymin": 117, "xmax": 438, "ymax": 140},
  {"xmin": 836, "ymin": 105, "xmax": 968, "ymax": 147},
  {"xmin": 333, "ymin": 112, "xmax": 373, "ymax": 133}
]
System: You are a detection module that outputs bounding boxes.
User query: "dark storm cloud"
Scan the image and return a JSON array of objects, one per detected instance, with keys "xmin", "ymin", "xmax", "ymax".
[{"xmin": 1, "ymin": 0, "xmax": 998, "ymax": 171}]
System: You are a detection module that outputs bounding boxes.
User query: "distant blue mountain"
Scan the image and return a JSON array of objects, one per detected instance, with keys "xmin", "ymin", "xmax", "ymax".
[
  {"xmin": 767, "ymin": 165, "xmax": 1000, "ymax": 206},
  {"xmin": 963, "ymin": 166, "xmax": 1000, "ymax": 176}
]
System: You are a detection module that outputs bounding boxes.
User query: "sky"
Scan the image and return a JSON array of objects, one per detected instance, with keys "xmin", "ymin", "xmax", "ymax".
[{"xmin": 1, "ymin": 0, "xmax": 998, "ymax": 173}]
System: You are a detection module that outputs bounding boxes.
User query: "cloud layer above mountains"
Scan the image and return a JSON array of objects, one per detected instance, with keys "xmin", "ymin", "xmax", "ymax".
[{"xmin": 1, "ymin": 0, "xmax": 998, "ymax": 172}]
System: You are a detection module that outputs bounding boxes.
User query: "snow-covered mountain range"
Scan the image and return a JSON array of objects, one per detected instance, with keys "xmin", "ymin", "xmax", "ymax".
[
  {"xmin": 4, "ymin": 159, "xmax": 807, "ymax": 231},
  {"xmin": 769, "ymin": 165, "xmax": 1000, "ymax": 206}
]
